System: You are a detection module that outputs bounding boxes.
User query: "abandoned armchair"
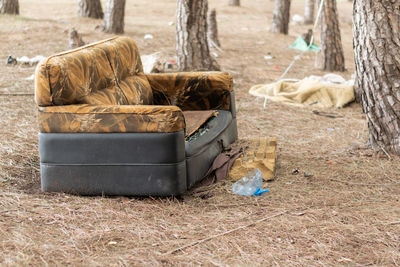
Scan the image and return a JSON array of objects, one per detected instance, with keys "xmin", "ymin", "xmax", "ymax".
[{"xmin": 34, "ymin": 36, "xmax": 237, "ymax": 196}]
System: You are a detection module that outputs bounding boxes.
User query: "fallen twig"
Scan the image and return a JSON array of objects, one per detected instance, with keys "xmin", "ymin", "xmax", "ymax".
[
  {"xmin": 0, "ymin": 93, "xmax": 34, "ymax": 96},
  {"xmin": 330, "ymin": 178, "xmax": 396, "ymax": 186},
  {"xmin": 377, "ymin": 144, "xmax": 392, "ymax": 160},
  {"xmin": 312, "ymin": 110, "xmax": 344, "ymax": 118},
  {"xmin": 162, "ymin": 210, "xmax": 289, "ymax": 255}
]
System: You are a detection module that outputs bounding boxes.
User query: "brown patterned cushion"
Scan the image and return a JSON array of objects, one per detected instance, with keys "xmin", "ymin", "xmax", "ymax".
[
  {"xmin": 38, "ymin": 104, "xmax": 184, "ymax": 133},
  {"xmin": 146, "ymin": 72, "xmax": 233, "ymax": 111},
  {"xmin": 35, "ymin": 37, "xmax": 152, "ymax": 107}
]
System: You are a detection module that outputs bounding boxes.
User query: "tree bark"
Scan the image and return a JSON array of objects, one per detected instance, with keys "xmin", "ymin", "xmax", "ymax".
[
  {"xmin": 176, "ymin": 0, "xmax": 219, "ymax": 71},
  {"xmin": 353, "ymin": 0, "xmax": 400, "ymax": 154},
  {"xmin": 207, "ymin": 9, "xmax": 221, "ymax": 48},
  {"xmin": 320, "ymin": 0, "xmax": 345, "ymax": 71},
  {"xmin": 0, "ymin": 0, "xmax": 19, "ymax": 14},
  {"xmin": 304, "ymin": 0, "xmax": 314, "ymax": 25},
  {"xmin": 229, "ymin": 0, "xmax": 240, "ymax": 6},
  {"xmin": 79, "ymin": 0, "xmax": 103, "ymax": 19},
  {"xmin": 103, "ymin": 0, "xmax": 125, "ymax": 34},
  {"xmin": 270, "ymin": 0, "xmax": 291, "ymax": 35}
]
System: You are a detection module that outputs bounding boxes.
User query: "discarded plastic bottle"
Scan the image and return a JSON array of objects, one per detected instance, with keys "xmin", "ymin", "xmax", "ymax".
[{"xmin": 232, "ymin": 168, "xmax": 270, "ymax": 196}]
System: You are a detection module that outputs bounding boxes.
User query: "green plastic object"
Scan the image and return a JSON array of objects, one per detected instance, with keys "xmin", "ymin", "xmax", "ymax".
[{"xmin": 289, "ymin": 37, "xmax": 320, "ymax": 52}]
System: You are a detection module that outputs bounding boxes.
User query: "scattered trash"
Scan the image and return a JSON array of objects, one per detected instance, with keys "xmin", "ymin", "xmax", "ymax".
[
  {"xmin": 23, "ymin": 74, "xmax": 35, "ymax": 80},
  {"xmin": 6, "ymin": 55, "xmax": 45, "ymax": 66},
  {"xmin": 164, "ymin": 61, "xmax": 174, "ymax": 70},
  {"xmin": 6, "ymin": 55, "xmax": 17, "ymax": 65},
  {"xmin": 307, "ymin": 73, "xmax": 348, "ymax": 85},
  {"xmin": 68, "ymin": 28, "xmax": 85, "ymax": 49},
  {"xmin": 289, "ymin": 36, "xmax": 320, "ymax": 52},
  {"xmin": 168, "ymin": 21, "xmax": 174, "ymax": 26},
  {"xmin": 249, "ymin": 78, "xmax": 355, "ymax": 108},
  {"xmin": 264, "ymin": 55, "xmax": 273, "ymax": 60},
  {"xmin": 273, "ymin": 66, "xmax": 279, "ymax": 70},
  {"xmin": 291, "ymin": 168, "xmax": 299, "ymax": 175},
  {"xmin": 232, "ymin": 169, "xmax": 270, "ymax": 196},
  {"xmin": 141, "ymin": 52, "xmax": 177, "ymax": 73},
  {"xmin": 107, "ymin": 241, "xmax": 117, "ymax": 245},
  {"xmin": 313, "ymin": 110, "xmax": 344, "ymax": 118},
  {"xmin": 327, "ymin": 128, "xmax": 335, "ymax": 132},
  {"xmin": 304, "ymin": 172, "xmax": 313, "ymax": 178},
  {"xmin": 144, "ymin": 34, "xmax": 154, "ymax": 40},
  {"xmin": 212, "ymin": 52, "xmax": 219, "ymax": 58},
  {"xmin": 230, "ymin": 137, "xmax": 277, "ymax": 182},
  {"xmin": 292, "ymin": 14, "xmax": 304, "ymax": 25}
]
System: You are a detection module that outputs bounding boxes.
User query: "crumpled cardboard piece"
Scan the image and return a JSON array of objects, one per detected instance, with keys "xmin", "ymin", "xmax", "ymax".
[{"xmin": 230, "ymin": 137, "xmax": 277, "ymax": 181}]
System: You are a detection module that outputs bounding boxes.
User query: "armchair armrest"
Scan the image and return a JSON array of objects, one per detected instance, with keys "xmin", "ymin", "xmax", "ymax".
[
  {"xmin": 38, "ymin": 104, "xmax": 185, "ymax": 133},
  {"xmin": 146, "ymin": 72, "xmax": 233, "ymax": 111}
]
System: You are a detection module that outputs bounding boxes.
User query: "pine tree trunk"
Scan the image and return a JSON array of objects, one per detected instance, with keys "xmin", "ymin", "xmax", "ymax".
[
  {"xmin": 103, "ymin": 0, "xmax": 125, "ymax": 34},
  {"xmin": 304, "ymin": 0, "xmax": 314, "ymax": 25},
  {"xmin": 207, "ymin": 9, "xmax": 221, "ymax": 48},
  {"xmin": 354, "ymin": 0, "xmax": 400, "ymax": 154},
  {"xmin": 320, "ymin": 0, "xmax": 345, "ymax": 71},
  {"xmin": 79, "ymin": 0, "xmax": 103, "ymax": 19},
  {"xmin": 176, "ymin": 0, "xmax": 219, "ymax": 71},
  {"xmin": 229, "ymin": 0, "xmax": 240, "ymax": 6},
  {"xmin": 0, "ymin": 0, "xmax": 19, "ymax": 14},
  {"xmin": 270, "ymin": 0, "xmax": 291, "ymax": 34}
]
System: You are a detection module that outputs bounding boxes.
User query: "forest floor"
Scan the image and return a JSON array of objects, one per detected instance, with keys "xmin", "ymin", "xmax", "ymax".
[{"xmin": 0, "ymin": 0, "xmax": 399, "ymax": 266}]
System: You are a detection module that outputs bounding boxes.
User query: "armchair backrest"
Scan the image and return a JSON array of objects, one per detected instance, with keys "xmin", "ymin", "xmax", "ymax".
[{"xmin": 35, "ymin": 36, "xmax": 153, "ymax": 107}]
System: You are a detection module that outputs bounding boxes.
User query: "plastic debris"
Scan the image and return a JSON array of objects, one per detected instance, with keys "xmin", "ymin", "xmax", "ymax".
[
  {"xmin": 168, "ymin": 21, "xmax": 174, "ymax": 26},
  {"xmin": 6, "ymin": 55, "xmax": 17, "ymax": 65},
  {"xmin": 289, "ymin": 36, "xmax": 320, "ymax": 52},
  {"xmin": 144, "ymin": 34, "xmax": 154, "ymax": 40},
  {"xmin": 292, "ymin": 14, "xmax": 304, "ymax": 25},
  {"xmin": 304, "ymin": 172, "xmax": 313, "ymax": 178},
  {"xmin": 23, "ymin": 74, "xmax": 35, "ymax": 81},
  {"xmin": 232, "ymin": 169, "xmax": 270, "ymax": 196},
  {"xmin": 7, "ymin": 55, "xmax": 46, "ymax": 66},
  {"xmin": 264, "ymin": 55, "xmax": 273, "ymax": 60}
]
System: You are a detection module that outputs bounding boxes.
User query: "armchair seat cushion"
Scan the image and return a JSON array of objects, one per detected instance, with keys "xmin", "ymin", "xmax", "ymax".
[{"xmin": 38, "ymin": 104, "xmax": 185, "ymax": 133}]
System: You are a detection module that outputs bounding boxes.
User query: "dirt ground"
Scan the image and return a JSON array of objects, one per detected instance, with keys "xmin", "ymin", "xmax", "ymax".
[{"xmin": 0, "ymin": 0, "xmax": 399, "ymax": 266}]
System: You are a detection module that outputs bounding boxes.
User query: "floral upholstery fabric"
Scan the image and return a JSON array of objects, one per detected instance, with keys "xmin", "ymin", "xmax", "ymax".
[{"xmin": 147, "ymin": 72, "xmax": 233, "ymax": 111}]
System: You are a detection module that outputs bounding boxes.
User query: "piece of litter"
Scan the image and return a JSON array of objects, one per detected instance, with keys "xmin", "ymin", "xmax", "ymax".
[
  {"xmin": 291, "ymin": 168, "xmax": 299, "ymax": 175},
  {"xmin": 168, "ymin": 21, "xmax": 174, "ymax": 26},
  {"xmin": 292, "ymin": 14, "xmax": 304, "ymax": 25},
  {"xmin": 108, "ymin": 241, "xmax": 117, "ymax": 245},
  {"xmin": 144, "ymin": 34, "xmax": 154, "ymax": 40},
  {"xmin": 264, "ymin": 55, "xmax": 273, "ymax": 60},
  {"xmin": 6, "ymin": 55, "xmax": 17, "ymax": 65},
  {"xmin": 304, "ymin": 172, "xmax": 313, "ymax": 178},
  {"xmin": 327, "ymin": 128, "xmax": 335, "ymax": 132},
  {"xmin": 23, "ymin": 74, "xmax": 35, "ymax": 81},
  {"xmin": 212, "ymin": 52, "xmax": 219, "ymax": 58}
]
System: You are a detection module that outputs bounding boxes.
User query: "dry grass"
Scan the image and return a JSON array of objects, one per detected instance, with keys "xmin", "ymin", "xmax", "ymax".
[{"xmin": 0, "ymin": 0, "xmax": 399, "ymax": 266}]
